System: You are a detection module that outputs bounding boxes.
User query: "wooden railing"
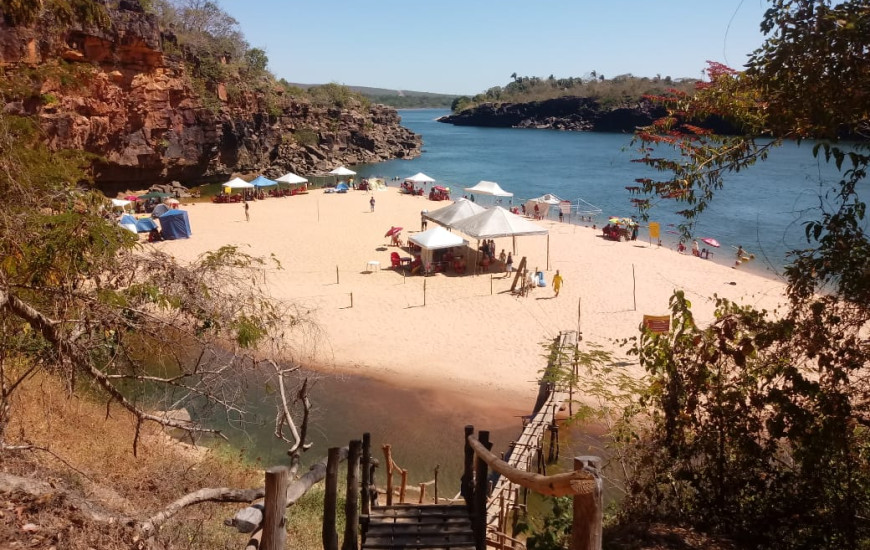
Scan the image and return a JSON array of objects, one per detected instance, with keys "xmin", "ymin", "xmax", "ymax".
[{"xmin": 463, "ymin": 426, "xmax": 603, "ymax": 550}]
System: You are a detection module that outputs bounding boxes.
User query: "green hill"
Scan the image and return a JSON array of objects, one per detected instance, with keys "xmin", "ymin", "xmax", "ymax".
[{"xmin": 290, "ymin": 83, "xmax": 457, "ymax": 108}]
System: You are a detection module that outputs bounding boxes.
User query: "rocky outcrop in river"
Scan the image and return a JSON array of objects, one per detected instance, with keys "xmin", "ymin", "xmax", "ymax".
[
  {"xmin": 0, "ymin": 1, "xmax": 421, "ymax": 193},
  {"xmin": 437, "ymin": 96, "xmax": 666, "ymax": 132},
  {"xmin": 438, "ymin": 96, "xmax": 739, "ymax": 135}
]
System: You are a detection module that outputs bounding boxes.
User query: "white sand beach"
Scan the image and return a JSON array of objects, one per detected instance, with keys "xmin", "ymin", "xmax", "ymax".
[{"xmin": 158, "ymin": 187, "xmax": 790, "ymax": 410}]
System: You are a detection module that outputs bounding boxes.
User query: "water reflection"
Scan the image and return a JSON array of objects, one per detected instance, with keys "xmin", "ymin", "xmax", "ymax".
[{"xmin": 204, "ymin": 369, "xmax": 528, "ymax": 490}]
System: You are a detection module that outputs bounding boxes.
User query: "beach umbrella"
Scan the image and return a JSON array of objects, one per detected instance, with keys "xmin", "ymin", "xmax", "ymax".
[
  {"xmin": 124, "ymin": 195, "xmax": 140, "ymax": 201},
  {"xmin": 608, "ymin": 216, "xmax": 621, "ymax": 224},
  {"xmin": 406, "ymin": 172, "xmax": 435, "ymax": 184},
  {"xmin": 385, "ymin": 226, "xmax": 403, "ymax": 237},
  {"xmin": 701, "ymin": 237, "xmax": 721, "ymax": 248}
]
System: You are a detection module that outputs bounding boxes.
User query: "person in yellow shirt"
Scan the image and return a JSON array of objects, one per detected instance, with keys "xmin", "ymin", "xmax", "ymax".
[{"xmin": 552, "ymin": 270, "xmax": 564, "ymax": 297}]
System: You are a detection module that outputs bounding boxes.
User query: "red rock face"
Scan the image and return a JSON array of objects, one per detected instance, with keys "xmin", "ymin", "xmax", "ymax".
[{"xmin": 0, "ymin": 2, "xmax": 421, "ymax": 192}]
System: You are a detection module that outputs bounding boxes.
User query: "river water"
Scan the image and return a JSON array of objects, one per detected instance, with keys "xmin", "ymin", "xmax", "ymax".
[{"xmin": 357, "ymin": 109, "xmax": 858, "ymax": 276}]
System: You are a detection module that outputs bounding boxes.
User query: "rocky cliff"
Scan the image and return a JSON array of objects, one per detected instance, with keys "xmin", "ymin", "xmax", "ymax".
[
  {"xmin": 0, "ymin": 1, "xmax": 421, "ymax": 193},
  {"xmin": 438, "ymin": 96, "xmax": 737, "ymax": 134}
]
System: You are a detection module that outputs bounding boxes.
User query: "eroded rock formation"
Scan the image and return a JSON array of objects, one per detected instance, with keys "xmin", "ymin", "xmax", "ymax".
[{"xmin": 0, "ymin": 2, "xmax": 421, "ymax": 193}]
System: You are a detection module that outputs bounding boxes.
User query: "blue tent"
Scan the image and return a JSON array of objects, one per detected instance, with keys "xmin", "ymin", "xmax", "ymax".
[
  {"xmin": 250, "ymin": 175, "xmax": 278, "ymax": 188},
  {"xmin": 135, "ymin": 217, "xmax": 158, "ymax": 233},
  {"xmin": 120, "ymin": 214, "xmax": 158, "ymax": 233},
  {"xmin": 158, "ymin": 209, "xmax": 192, "ymax": 240},
  {"xmin": 335, "ymin": 183, "xmax": 349, "ymax": 193}
]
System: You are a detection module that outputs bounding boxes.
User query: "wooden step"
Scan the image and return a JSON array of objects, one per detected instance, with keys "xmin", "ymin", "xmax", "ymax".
[{"xmin": 362, "ymin": 504, "xmax": 475, "ymax": 550}]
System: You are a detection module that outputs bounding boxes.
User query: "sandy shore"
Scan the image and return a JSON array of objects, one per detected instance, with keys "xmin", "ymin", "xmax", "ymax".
[{"xmin": 157, "ymin": 187, "xmax": 789, "ymax": 409}]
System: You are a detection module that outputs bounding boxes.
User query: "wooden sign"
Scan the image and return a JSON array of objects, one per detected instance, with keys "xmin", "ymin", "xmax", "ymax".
[{"xmin": 642, "ymin": 315, "xmax": 670, "ymax": 334}]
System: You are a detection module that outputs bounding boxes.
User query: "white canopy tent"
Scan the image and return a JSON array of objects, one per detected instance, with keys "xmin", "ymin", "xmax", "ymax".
[
  {"xmin": 463, "ymin": 180, "xmax": 513, "ymax": 197},
  {"xmin": 110, "ymin": 198, "xmax": 133, "ymax": 211},
  {"xmin": 531, "ymin": 193, "xmax": 563, "ymax": 204},
  {"xmin": 452, "ymin": 206, "xmax": 550, "ymax": 271},
  {"xmin": 525, "ymin": 194, "xmax": 564, "ymax": 219},
  {"xmin": 276, "ymin": 172, "xmax": 308, "ymax": 185},
  {"xmin": 423, "ymin": 198, "xmax": 486, "ymax": 228},
  {"xmin": 329, "ymin": 166, "xmax": 356, "ymax": 176},
  {"xmin": 406, "ymin": 172, "xmax": 435, "ymax": 184},
  {"xmin": 224, "ymin": 177, "xmax": 254, "ymax": 189},
  {"xmin": 452, "ymin": 206, "xmax": 548, "ymax": 239},
  {"xmin": 409, "ymin": 226, "xmax": 469, "ymax": 271}
]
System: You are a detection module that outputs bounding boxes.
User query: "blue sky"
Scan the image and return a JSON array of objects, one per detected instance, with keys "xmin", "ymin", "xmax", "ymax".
[{"xmin": 219, "ymin": 0, "xmax": 769, "ymax": 96}]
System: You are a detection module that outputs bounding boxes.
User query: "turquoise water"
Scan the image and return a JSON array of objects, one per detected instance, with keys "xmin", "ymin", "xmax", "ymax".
[{"xmin": 357, "ymin": 109, "xmax": 859, "ymax": 275}]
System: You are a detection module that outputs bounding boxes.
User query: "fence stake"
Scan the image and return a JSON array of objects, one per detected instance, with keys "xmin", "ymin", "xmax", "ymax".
[
  {"xmin": 336, "ymin": 265, "xmax": 339, "ymax": 285},
  {"xmin": 343, "ymin": 440, "xmax": 362, "ymax": 550},
  {"xmin": 262, "ymin": 466, "xmax": 289, "ymax": 550},
  {"xmin": 423, "ymin": 278, "xmax": 427, "ymax": 307},
  {"xmin": 361, "ymin": 433, "xmax": 371, "ymax": 517},
  {"xmin": 632, "ymin": 264, "xmax": 637, "ymax": 311},
  {"xmin": 323, "ymin": 448, "xmax": 340, "ymax": 550},
  {"xmin": 350, "ymin": 292, "xmax": 353, "ymax": 308}
]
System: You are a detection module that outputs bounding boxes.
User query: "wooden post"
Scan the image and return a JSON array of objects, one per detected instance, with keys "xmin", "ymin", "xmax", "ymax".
[
  {"xmin": 423, "ymin": 278, "xmax": 427, "ymax": 307},
  {"xmin": 261, "ymin": 466, "xmax": 289, "ymax": 550},
  {"xmin": 547, "ymin": 424, "xmax": 558, "ymax": 464},
  {"xmin": 336, "ymin": 265, "xmax": 339, "ymax": 285},
  {"xmin": 368, "ymin": 461, "xmax": 379, "ymax": 508},
  {"xmin": 361, "ymin": 433, "xmax": 371, "ymax": 517},
  {"xmin": 343, "ymin": 440, "xmax": 362, "ymax": 550},
  {"xmin": 350, "ymin": 292, "xmax": 353, "ymax": 308},
  {"xmin": 490, "ymin": 274, "xmax": 493, "ymax": 295},
  {"xmin": 547, "ymin": 233, "xmax": 550, "ymax": 271},
  {"xmin": 323, "ymin": 448, "xmax": 340, "ymax": 550},
  {"xmin": 461, "ymin": 425, "xmax": 474, "ymax": 506},
  {"xmin": 383, "ymin": 444, "xmax": 394, "ymax": 506},
  {"xmin": 474, "ymin": 431, "xmax": 492, "ymax": 550},
  {"xmin": 434, "ymin": 465, "xmax": 439, "ymax": 504},
  {"xmin": 418, "ymin": 482, "xmax": 426, "ymax": 504},
  {"xmin": 399, "ymin": 469, "xmax": 407, "ymax": 504},
  {"xmin": 632, "ymin": 263, "xmax": 636, "ymax": 311},
  {"xmin": 571, "ymin": 456, "xmax": 603, "ymax": 550}
]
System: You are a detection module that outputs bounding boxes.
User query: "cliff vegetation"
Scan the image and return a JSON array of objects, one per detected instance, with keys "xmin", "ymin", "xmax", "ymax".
[{"xmin": 0, "ymin": 0, "xmax": 421, "ymax": 192}]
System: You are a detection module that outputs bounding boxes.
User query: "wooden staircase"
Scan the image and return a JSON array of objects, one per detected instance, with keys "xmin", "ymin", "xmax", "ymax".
[{"xmin": 362, "ymin": 504, "xmax": 476, "ymax": 550}]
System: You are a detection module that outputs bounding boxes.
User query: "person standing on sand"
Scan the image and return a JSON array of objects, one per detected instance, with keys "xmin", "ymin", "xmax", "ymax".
[
  {"xmin": 243, "ymin": 200, "xmax": 249, "ymax": 222},
  {"xmin": 370, "ymin": 196, "xmax": 375, "ymax": 212},
  {"xmin": 552, "ymin": 270, "xmax": 564, "ymax": 297},
  {"xmin": 505, "ymin": 252, "xmax": 513, "ymax": 275},
  {"xmin": 421, "ymin": 209, "xmax": 428, "ymax": 230}
]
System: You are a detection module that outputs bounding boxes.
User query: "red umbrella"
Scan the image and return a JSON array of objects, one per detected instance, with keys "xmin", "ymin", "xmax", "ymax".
[
  {"xmin": 385, "ymin": 226, "xmax": 403, "ymax": 237},
  {"xmin": 125, "ymin": 195, "xmax": 140, "ymax": 201},
  {"xmin": 701, "ymin": 237, "xmax": 721, "ymax": 248}
]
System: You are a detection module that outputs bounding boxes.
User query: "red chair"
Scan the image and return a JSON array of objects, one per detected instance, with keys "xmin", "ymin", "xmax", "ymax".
[{"xmin": 390, "ymin": 252, "xmax": 402, "ymax": 268}]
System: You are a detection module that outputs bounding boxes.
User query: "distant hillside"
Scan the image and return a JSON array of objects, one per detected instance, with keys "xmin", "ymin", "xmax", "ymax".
[{"xmin": 291, "ymin": 83, "xmax": 457, "ymax": 108}]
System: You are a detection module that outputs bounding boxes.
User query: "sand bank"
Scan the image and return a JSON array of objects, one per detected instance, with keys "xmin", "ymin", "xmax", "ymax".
[{"xmin": 158, "ymin": 187, "xmax": 789, "ymax": 410}]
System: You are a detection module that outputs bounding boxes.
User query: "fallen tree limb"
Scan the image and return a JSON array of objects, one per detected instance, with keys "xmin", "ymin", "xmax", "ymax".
[
  {"xmin": 227, "ymin": 446, "xmax": 350, "ymax": 533},
  {"xmin": 141, "ymin": 487, "xmax": 265, "ymax": 534}
]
